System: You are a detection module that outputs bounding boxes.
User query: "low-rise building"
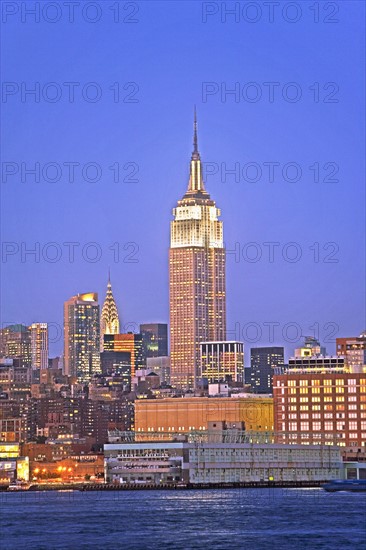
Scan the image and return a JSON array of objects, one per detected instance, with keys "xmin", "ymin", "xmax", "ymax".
[
  {"xmin": 134, "ymin": 396, "xmax": 274, "ymax": 434},
  {"xmin": 0, "ymin": 442, "xmax": 29, "ymax": 483},
  {"xmin": 104, "ymin": 428, "xmax": 342, "ymax": 485},
  {"xmin": 273, "ymin": 371, "xmax": 366, "ymax": 447}
]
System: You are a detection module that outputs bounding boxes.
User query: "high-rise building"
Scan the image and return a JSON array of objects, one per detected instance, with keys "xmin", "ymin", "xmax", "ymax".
[
  {"xmin": 140, "ymin": 324, "xmax": 168, "ymax": 358},
  {"xmin": 103, "ymin": 333, "xmax": 144, "ymax": 379},
  {"xmin": 247, "ymin": 347, "xmax": 285, "ymax": 394},
  {"xmin": 100, "ymin": 274, "xmax": 120, "ymax": 348},
  {"xmin": 0, "ymin": 324, "xmax": 32, "ymax": 368},
  {"xmin": 169, "ymin": 112, "xmax": 226, "ymax": 389},
  {"xmin": 200, "ymin": 341, "xmax": 244, "ymax": 383},
  {"xmin": 63, "ymin": 293, "xmax": 101, "ymax": 382},
  {"xmin": 294, "ymin": 336, "xmax": 326, "ymax": 358},
  {"xmin": 30, "ymin": 323, "xmax": 48, "ymax": 370}
]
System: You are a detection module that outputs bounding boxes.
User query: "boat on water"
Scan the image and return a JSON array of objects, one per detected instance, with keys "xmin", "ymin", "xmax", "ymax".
[
  {"xmin": 323, "ymin": 479, "xmax": 366, "ymax": 492},
  {"xmin": 8, "ymin": 481, "xmax": 32, "ymax": 491}
]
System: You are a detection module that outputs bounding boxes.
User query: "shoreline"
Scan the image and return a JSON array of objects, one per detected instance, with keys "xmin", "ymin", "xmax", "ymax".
[{"xmin": 1, "ymin": 480, "xmax": 328, "ymax": 492}]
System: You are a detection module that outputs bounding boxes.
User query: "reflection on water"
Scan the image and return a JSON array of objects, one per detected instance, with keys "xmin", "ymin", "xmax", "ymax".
[{"xmin": 1, "ymin": 489, "xmax": 365, "ymax": 550}]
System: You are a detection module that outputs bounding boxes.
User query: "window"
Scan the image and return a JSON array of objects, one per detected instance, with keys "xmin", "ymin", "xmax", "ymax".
[{"xmin": 313, "ymin": 422, "xmax": 321, "ymax": 431}]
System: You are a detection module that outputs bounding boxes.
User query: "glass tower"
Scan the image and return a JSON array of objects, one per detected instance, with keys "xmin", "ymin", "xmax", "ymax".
[{"xmin": 64, "ymin": 293, "xmax": 101, "ymax": 382}]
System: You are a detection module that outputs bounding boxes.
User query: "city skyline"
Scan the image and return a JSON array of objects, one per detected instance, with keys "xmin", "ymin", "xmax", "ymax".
[
  {"xmin": 3, "ymin": 111, "xmax": 363, "ymax": 364},
  {"xmin": 1, "ymin": 2, "xmax": 365, "ymax": 547},
  {"xmin": 2, "ymin": 4, "xmax": 364, "ymax": 366}
]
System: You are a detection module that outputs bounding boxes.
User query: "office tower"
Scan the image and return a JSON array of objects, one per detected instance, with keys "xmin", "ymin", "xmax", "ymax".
[
  {"xmin": 63, "ymin": 293, "xmax": 101, "ymax": 382},
  {"xmin": 273, "ymin": 371, "xmax": 366, "ymax": 447},
  {"xmin": 103, "ymin": 333, "xmax": 144, "ymax": 378},
  {"xmin": 100, "ymin": 274, "xmax": 120, "ymax": 348},
  {"xmin": 169, "ymin": 111, "xmax": 226, "ymax": 389},
  {"xmin": 200, "ymin": 341, "xmax": 244, "ymax": 383},
  {"xmin": 140, "ymin": 324, "xmax": 168, "ymax": 358},
  {"xmin": 0, "ymin": 324, "xmax": 32, "ymax": 368},
  {"xmin": 247, "ymin": 347, "xmax": 284, "ymax": 393},
  {"xmin": 30, "ymin": 323, "xmax": 48, "ymax": 370},
  {"xmin": 294, "ymin": 336, "xmax": 326, "ymax": 358}
]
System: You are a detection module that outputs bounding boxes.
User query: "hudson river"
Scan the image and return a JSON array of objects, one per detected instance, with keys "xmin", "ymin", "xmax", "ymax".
[{"xmin": 1, "ymin": 488, "xmax": 365, "ymax": 549}]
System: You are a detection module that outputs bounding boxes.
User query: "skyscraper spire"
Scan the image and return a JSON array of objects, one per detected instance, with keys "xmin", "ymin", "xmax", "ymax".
[
  {"xmin": 193, "ymin": 105, "xmax": 198, "ymax": 155},
  {"xmin": 186, "ymin": 108, "xmax": 206, "ymax": 195},
  {"xmin": 101, "ymin": 273, "xmax": 120, "ymax": 347}
]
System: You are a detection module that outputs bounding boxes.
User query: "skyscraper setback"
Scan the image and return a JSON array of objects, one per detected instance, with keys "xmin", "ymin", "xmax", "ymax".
[{"xmin": 169, "ymin": 112, "xmax": 226, "ymax": 389}]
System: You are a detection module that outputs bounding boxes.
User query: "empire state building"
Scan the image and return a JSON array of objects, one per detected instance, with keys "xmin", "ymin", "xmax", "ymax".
[{"xmin": 169, "ymin": 112, "xmax": 226, "ymax": 389}]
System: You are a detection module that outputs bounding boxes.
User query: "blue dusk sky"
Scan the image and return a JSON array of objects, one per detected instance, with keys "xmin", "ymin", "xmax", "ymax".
[{"xmin": 1, "ymin": 0, "xmax": 365, "ymax": 362}]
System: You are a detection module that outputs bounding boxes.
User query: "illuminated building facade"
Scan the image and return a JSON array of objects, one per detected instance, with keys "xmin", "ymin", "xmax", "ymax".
[
  {"xmin": 103, "ymin": 333, "xmax": 144, "ymax": 379},
  {"xmin": 288, "ymin": 355, "xmax": 346, "ymax": 372},
  {"xmin": 100, "ymin": 275, "xmax": 120, "ymax": 349},
  {"xmin": 247, "ymin": 347, "xmax": 284, "ymax": 394},
  {"xmin": 135, "ymin": 396, "xmax": 273, "ymax": 433},
  {"xmin": 169, "ymin": 112, "xmax": 226, "ymax": 389},
  {"xmin": 273, "ymin": 372, "xmax": 366, "ymax": 447},
  {"xmin": 336, "ymin": 332, "xmax": 366, "ymax": 373},
  {"xmin": 0, "ymin": 325, "xmax": 32, "ymax": 368},
  {"xmin": 30, "ymin": 323, "xmax": 48, "ymax": 370},
  {"xmin": 200, "ymin": 341, "xmax": 244, "ymax": 383},
  {"xmin": 63, "ymin": 293, "xmax": 101, "ymax": 382}
]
